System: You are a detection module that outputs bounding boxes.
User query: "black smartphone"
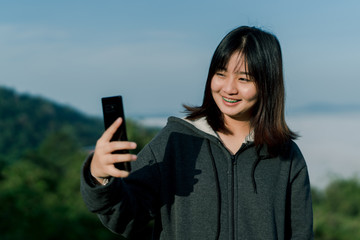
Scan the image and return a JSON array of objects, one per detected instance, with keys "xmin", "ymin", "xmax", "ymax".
[{"xmin": 101, "ymin": 95, "xmax": 131, "ymax": 172}]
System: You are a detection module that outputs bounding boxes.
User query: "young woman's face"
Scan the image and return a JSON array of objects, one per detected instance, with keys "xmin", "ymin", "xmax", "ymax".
[{"xmin": 211, "ymin": 52, "xmax": 258, "ymax": 123}]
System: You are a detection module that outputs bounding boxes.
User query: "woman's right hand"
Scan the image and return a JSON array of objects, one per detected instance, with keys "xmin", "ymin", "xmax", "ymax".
[{"xmin": 90, "ymin": 117, "xmax": 137, "ymax": 182}]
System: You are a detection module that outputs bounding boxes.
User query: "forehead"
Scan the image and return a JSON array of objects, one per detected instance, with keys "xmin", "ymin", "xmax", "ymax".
[{"xmin": 225, "ymin": 52, "xmax": 249, "ymax": 73}]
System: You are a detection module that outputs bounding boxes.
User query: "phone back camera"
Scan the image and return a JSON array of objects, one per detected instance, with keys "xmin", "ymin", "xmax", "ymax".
[{"xmin": 105, "ymin": 104, "xmax": 117, "ymax": 113}]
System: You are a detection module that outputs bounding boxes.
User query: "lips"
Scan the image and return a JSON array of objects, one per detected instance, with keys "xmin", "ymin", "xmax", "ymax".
[{"xmin": 222, "ymin": 96, "xmax": 241, "ymax": 103}]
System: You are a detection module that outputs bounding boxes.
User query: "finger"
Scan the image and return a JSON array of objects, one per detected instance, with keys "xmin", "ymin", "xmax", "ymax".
[
  {"xmin": 105, "ymin": 141, "xmax": 137, "ymax": 154},
  {"xmin": 91, "ymin": 153, "xmax": 135, "ymax": 179},
  {"xmin": 108, "ymin": 167, "xmax": 130, "ymax": 178},
  {"xmin": 101, "ymin": 117, "xmax": 123, "ymax": 142},
  {"xmin": 102, "ymin": 151, "xmax": 136, "ymax": 167},
  {"xmin": 109, "ymin": 153, "xmax": 137, "ymax": 164}
]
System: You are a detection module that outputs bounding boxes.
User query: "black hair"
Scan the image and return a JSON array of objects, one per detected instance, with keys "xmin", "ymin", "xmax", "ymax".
[{"xmin": 184, "ymin": 26, "xmax": 297, "ymax": 155}]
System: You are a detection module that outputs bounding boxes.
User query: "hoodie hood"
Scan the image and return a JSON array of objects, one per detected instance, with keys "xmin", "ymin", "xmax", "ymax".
[{"xmin": 183, "ymin": 116, "xmax": 255, "ymax": 144}]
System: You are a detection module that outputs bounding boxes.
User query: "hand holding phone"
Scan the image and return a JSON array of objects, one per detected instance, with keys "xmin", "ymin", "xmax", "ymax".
[
  {"xmin": 102, "ymin": 95, "xmax": 132, "ymax": 172},
  {"xmin": 90, "ymin": 118, "xmax": 136, "ymax": 183}
]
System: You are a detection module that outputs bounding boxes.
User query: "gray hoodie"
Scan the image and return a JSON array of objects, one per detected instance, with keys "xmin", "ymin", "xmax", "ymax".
[{"xmin": 81, "ymin": 117, "xmax": 313, "ymax": 239}]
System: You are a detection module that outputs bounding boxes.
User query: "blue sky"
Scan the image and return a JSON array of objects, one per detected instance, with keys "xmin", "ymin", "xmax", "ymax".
[{"xmin": 1, "ymin": 0, "xmax": 360, "ymax": 117}]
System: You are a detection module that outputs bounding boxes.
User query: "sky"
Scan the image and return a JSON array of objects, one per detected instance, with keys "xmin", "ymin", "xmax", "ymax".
[{"xmin": 1, "ymin": 0, "xmax": 360, "ymax": 117}]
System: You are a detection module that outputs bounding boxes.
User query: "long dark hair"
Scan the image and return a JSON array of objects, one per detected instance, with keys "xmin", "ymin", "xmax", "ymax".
[{"xmin": 184, "ymin": 26, "xmax": 297, "ymax": 154}]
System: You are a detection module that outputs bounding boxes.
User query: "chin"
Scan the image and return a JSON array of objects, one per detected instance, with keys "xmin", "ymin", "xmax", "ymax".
[{"xmin": 223, "ymin": 110, "xmax": 253, "ymax": 121}]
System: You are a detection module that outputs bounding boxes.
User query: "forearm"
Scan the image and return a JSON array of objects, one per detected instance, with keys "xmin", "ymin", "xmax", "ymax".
[
  {"xmin": 80, "ymin": 154, "xmax": 128, "ymax": 214},
  {"xmin": 80, "ymin": 148, "xmax": 161, "ymax": 236}
]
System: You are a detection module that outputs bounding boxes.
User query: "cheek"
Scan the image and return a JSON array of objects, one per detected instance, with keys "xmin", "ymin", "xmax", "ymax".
[
  {"xmin": 241, "ymin": 86, "xmax": 258, "ymax": 101},
  {"xmin": 210, "ymin": 78, "xmax": 222, "ymax": 92}
]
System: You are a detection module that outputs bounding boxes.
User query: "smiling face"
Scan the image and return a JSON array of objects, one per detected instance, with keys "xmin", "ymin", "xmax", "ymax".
[{"xmin": 211, "ymin": 52, "xmax": 258, "ymax": 124}]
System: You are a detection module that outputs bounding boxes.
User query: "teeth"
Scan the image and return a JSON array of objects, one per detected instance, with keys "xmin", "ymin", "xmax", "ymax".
[{"xmin": 223, "ymin": 97, "xmax": 240, "ymax": 103}]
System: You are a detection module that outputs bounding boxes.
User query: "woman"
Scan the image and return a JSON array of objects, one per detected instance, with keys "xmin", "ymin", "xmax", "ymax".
[{"xmin": 81, "ymin": 26, "xmax": 313, "ymax": 239}]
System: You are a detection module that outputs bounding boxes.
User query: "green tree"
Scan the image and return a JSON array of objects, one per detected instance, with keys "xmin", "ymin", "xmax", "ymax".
[
  {"xmin": 0, "ymin": 130, "xmax": 124, "ymax": 239},
  {"xmin": 313, "ymin": 177, "xmax": 360, "ymax": 239}
]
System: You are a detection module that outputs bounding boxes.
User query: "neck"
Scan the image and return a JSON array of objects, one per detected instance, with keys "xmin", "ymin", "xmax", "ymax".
[
  {"xmin": 222, "ymin": 115, "xmax": 252, "ymax": 136},
  {"xmin": 217, "ymin": 117, "xmax": 252, "ymax": 155}
]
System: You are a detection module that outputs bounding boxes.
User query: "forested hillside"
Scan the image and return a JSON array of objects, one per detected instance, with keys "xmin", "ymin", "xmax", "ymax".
[
  {"xmin": 0, "ymin": 86, "xmax": 158, "ymax": 239},
  {"xmin": 0, "ymin": 87, "xmax": 158, "ymax": 162},
  {"xmin": 0, "ymin": 87, "xmax": 103, "ymax": 162}
]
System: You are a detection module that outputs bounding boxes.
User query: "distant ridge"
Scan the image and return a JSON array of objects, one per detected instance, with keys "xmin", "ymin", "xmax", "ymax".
[
  {"xmin": 288, "ymin": 102, "xmax": 360, "ymax": 115},
  {"xmin": 0, "ymin": 86, "xmax": 103, "ymax": 161}
]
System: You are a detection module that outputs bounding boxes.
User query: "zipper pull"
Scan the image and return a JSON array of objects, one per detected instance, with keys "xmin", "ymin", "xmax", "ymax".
[{"xmin": 231, "ymin": 155, "xmax": 236, "ymax": 165}]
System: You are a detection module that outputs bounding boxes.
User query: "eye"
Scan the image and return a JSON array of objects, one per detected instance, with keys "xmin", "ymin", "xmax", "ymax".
[
  {"xmin": 215, "ymin": 72, "xmax": 226, "ymax": 78},
  {"xmin": 239, "ymin": 77, "xmax": 251, "ymax": 82}
]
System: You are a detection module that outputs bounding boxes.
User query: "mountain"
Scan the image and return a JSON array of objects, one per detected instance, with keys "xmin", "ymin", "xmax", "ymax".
[
  {"xmin": 0, "ymin": 86, "xmax": 103, "ymax": 161},
  {"xmin": 288, "ymin": 102, "xmax": 360, "ymax": 115}
]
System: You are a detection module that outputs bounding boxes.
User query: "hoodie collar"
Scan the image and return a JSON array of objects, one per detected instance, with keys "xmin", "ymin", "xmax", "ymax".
[
  {"xmin": 183, "ymin": 117, "xmax": 254, "ymax": 144},
  {"xmin": 183, "ymin": 117, "xmax": 218, "ymax": 138}
]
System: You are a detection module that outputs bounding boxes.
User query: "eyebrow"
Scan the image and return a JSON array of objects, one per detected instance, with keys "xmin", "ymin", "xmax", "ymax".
[
  {"xmin": 234, "ymin": 70, "xmax": 250, "ymax": 75},
  {"xmin": 218, "ymin": 69, "xmax": 250, "ymax": 76}
]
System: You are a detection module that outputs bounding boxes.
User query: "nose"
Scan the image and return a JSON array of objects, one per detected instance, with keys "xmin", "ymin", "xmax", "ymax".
[{"xmin": 223, "ymin": 78, "xmax": 238, "ymax": 94}]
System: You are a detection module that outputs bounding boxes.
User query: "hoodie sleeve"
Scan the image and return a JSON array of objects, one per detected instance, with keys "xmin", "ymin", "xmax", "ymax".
[
  {"xmin": 80, "ymin": 144, "xmax": 161, "ymax": 237},
  {"xmin": 288, "ymin": 145, "xmax": 314, "ymax": 240}
]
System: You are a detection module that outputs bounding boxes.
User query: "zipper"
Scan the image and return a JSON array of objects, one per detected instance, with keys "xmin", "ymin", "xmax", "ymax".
[
  {"xmin": 216, "ymin": 139, "xmax": 250, "ymax": 239},
  {"xmin": 230, "ymin": 155, "xmax": 236, "ymax": 240},
  {"xmin": 230, "ymin": 144, "xmax": 248, "ymax": 239}
]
